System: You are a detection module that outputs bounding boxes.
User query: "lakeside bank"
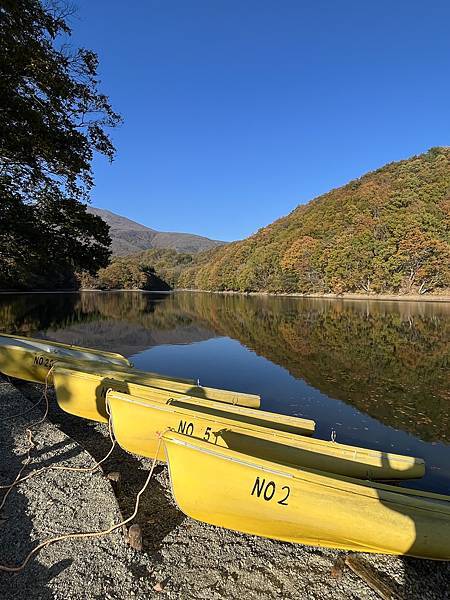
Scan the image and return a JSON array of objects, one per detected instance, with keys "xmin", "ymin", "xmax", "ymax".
[
  {"xmin": 2, "ymin": 288, "xmax": 449, "ymax": 304},
  {"xmin": 175, "ymin": 289, "xmax": 450, "ymax": 303},
  {"xmin": 1, "ymin": 377, "xmax": 449, "ymax": 599}
]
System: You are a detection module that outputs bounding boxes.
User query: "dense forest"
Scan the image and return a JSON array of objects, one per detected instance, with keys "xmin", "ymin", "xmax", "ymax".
[
  {"xmin": 87, "ymin": 147, "xmax": 450, "ymax": 295},
  {"xmin": 78, "ymin": 248, "xmax": 194, "ymax": 291},
  {"xmin": 176, "ymin": 148, "xmax": 450, "ymax": 295}
]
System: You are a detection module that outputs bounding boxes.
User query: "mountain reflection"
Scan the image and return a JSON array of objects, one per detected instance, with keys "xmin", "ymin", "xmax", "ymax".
[{"xmin": 1, "ymin": 291, "xmax": 448, "ymax": 443}]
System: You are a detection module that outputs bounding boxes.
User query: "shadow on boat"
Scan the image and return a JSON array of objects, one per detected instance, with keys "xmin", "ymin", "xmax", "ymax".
[
  {"xmin": 218, "ymin": 430, "xmax": 426, "ymax": 481},
  {"xmin": 9, "ymin": 378, "xmax": 450, "ymax": 597},
  {"xmin": 377, "ymin": 482, "xmax": 450, "ymax": 595}
]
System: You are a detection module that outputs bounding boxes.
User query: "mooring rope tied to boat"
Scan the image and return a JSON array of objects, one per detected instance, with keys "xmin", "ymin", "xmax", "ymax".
[
  {"xmin": 0, "ymin": 367, "xmax": 54, "ymax": 499},
  {"xmin": 0, "ymin": 389, "xmax": 117, "ymax": 490},
  {"xmin": 0, "ymin": 373, "xmax": 167, "ymax": 573},
  {"xmin": 0, "ymin": 435, "xmax": 164, "ymax": 573},
  {"xmin": 0, "ymin": 425, "xmax": 117, "ymax": 490},
  {"xmin": 1, "ymin": 368, "xmax": 116, "ymax": 494}
]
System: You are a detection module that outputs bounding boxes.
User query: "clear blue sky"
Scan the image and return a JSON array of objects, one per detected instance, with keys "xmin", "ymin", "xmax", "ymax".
[{"xmin": 72, "ymin": 0, "xmax": 450, "ymax": 241}]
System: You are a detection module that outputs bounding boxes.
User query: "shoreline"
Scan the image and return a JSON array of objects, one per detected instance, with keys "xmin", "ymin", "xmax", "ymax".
[
  {"xmin": 0, "ymin": 288, "xmax": 449, "ymax": 303},
  {"xmin": 1, "ymin": 379, "xmax": 449, "ymax": 598},
  {"xmin": 175, "ymin": 289, "xmax": 450, "ymax": 303}
]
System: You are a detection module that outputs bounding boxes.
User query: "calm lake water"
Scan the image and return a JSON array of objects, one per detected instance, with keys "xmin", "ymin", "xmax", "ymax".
[{"xmin": 1, "ymin": 291, "xmax": 449, "ymax": 493}]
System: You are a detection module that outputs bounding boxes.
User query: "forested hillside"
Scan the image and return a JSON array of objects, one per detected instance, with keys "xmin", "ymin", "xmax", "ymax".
[
  {"xmin": 176, "ymin": 148, "xmax": 450, "ymax": 295},
  {"xmin": 82, "ymin": 148, "xmax": 450, "ymax": 294}
]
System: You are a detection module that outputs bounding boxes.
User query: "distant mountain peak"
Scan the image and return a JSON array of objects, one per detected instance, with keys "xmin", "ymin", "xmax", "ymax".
[{"xmin": 87, "ymin": 206, "xmax": 225, "ymax": 255}]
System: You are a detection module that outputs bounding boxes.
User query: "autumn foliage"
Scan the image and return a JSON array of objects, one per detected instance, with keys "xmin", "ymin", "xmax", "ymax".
[{"xmin": 176, "ymin": 147, "xmax": 450, "ymax": 295}]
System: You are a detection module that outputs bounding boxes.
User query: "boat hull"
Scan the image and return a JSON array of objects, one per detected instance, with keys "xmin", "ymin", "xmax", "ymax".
[
  {"xmin": 163, "ymin": 432, "xmax": 450, "ymax": 560},
  {"xmin": 107, "ymin": 392, "xmax": 424, "ymax": 480},
  {"xmin": 53, "ymin": 365, "xmax": 261, "ymax": 423},
  {"xmin": 0, "ymin": 333, "xmax": 130, "ymax": 384},
  {"xmin": 54, "ymin": 368, "xmax": 313, "ymax": 436}
]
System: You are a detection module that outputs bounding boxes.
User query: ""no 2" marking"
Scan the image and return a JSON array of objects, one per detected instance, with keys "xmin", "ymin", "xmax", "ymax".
[{"xmin": 251, "ymin": 476, "xmax": 290, "ymax": 506}]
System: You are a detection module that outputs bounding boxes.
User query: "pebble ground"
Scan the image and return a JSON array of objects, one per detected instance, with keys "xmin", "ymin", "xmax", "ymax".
[{"xmin": 0, "ymin": 377, "xmax": 448, "ymax": 599}]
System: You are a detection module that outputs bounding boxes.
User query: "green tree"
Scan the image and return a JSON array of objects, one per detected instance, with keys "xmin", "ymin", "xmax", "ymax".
[
  {"xmin": 0, "ymin": 0, "xmax": 121, "ymax": 289},
  {"xmin": 324, "ymin": 231, "xmax": 377, "ymax": 293},
  {"xmin": 176, "ymin": 147, "xmax": 450, "ymax": 295},
  {"xmin": 95, "ymin": 258, "xmax": 168, "ymax": 291}
]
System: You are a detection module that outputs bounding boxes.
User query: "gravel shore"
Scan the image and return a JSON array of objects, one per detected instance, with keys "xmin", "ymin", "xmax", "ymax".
[{"xmin": 0, "ymin": 377, "xmax": 449, "ymax": 599}]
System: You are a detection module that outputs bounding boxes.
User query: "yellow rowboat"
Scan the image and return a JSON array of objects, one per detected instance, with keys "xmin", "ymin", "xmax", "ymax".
[
  {"xmin": 53, "ymin": 368, "xmax": 309, "ymax": 433},
  {"xmin": 52, "ymin": 365, "xmax": 261, "ymax": 421},
  {"xmin": 162, "ymin": 432, "xmax": 450, "ymax": 560},
  {"xmin": 107, "ymin": 391, "xmax": 424, "ymax": 481},
  {"xmin": 0, "ymin": 333, "xmax": 131, "ymax": 384},
  {"xmin": 103, "ymin": 387, "xmax": 314, "ymax": 438},
  {"xmin": 76, "ymin": 363, "xmax": 261, "ymax": 409}
]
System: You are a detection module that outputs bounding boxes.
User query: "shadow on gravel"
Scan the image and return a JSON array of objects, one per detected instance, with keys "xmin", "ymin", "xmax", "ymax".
[
  {"xmin": 30, "ymin": 438, "xmax": 86, "ymax": 468},
  {"xmin": 14, "ymin": 381, "xmax": 450, "ymax": 599},
  {"xmin": 401, "ymin": 556, "xmax": 450, "ymax": 599},
  {"xmin": 0, "ymin": 381, "xmax": 57, "ymax": 600},
  {"xmin": 14, "ymin": 381, "xmax": 185, "ymax": 556}
]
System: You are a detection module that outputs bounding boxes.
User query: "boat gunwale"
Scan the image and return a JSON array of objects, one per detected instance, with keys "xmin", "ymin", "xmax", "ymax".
[
  {"xmin": 52, "ymin": 364, "xmax": 196, "ymax": 386},
  {"xmin": 100, "ymin": 370, "xmax": 260, "ymax": 401},
  {"xmin": 108, "ymin": 391, "xmax": 423, "ymax": 467},
  {"xmin": 163, "ymin": 432, "xmax": 450, "ymax": 513},
  {"xmin": 53, "ymin": 365, "xmax": 262, "ymax": 402},
  {"xmin": 107, "ymin": 390, "xmax": 317, "ymax": 434}
]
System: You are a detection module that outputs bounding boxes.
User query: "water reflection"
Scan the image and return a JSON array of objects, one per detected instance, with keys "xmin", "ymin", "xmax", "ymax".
[
  {"xmin": 0, "ymin": 292, "xmax": 217, "ymax": 356},
  {"xmin": 0, "ymin": 291, "xmax": 449, "ymax": 490},
  {"xmin": 171, "ymin": 293, "xmax": 450, "ymax": 445}
]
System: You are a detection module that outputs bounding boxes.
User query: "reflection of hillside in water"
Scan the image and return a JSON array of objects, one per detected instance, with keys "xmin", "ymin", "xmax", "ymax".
[
  {"xmin": 1, "ymin": 291, "xmax": 448, "ymax": 443},
  {"xmin": 171, "ymin": 293, "xmax": 450, "ymax": 444},
  {"xmin": 0, "ymin": 292, "xmax": 217, "ymax": 356}
]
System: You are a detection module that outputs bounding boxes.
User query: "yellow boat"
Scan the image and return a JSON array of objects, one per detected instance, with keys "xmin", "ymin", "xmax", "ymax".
[
  {"xmin": 53, "ymin": 364, "xmax": 261, "ymax": 420},
  {"xmin": 107, "ymin": 391, "xmax": 424, "ymax": 481},
  {"xmin": 0, "ymin": 333, "xmax": 131, "ymax": 384},
  {"xmin": 54, "ymin": 367, "xmax": 310, "ymax": 433},
  {"xmin": 162, "ymin": 432, "xmax": 450, "ymax": 560}
]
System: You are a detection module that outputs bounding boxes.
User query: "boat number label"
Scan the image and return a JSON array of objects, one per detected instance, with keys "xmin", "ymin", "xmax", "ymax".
[
  {"xmin": 177, "ymin": 420, "xmax": 218, "ymax": 444},
  {"xmin": 33, "ymin": 355, "xmax": 55, "ymax": 369},
  {"xmin": 251, "ymin": 476, "xmax": 290, "ymax": 506}
]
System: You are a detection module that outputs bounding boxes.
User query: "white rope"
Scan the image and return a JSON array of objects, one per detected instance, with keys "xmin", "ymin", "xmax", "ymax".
[
  {"xmin": 0, "ymin": 376, "xmax": 167, "ymax": 573},
  {"xmin": 0, "ymin": 434, "xmax": 165, "ymax": 573}
]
